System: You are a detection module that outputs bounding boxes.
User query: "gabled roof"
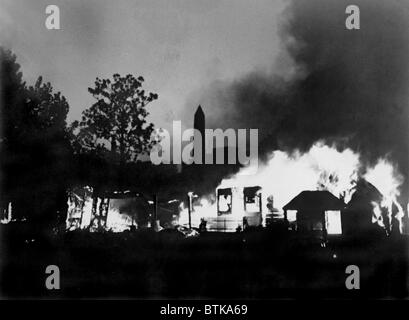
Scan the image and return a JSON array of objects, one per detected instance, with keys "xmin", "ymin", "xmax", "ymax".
[{"xmin": 283, "ymin": 190, "xmax": 345, "ymax": 211}]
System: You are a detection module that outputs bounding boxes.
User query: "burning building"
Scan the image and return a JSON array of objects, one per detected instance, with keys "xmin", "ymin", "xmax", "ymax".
[
  {"xmin": 67, "ymin": 187, "xmax": 156, "ymax": 232},
  {"xmin": 342, "ymin": 179, "xmax": 404, "ymax": 238},
  {"xmin": 66, "ymin": 185, "xmax": 183, "ymax": 232},
  {"xmin": 179, "ymin": 186, "xmax": 263, "ymax": 232},
  {"xmin": 214, "ymin": 186, "xmax": 263, "ymax": 231},
  {"xmin": 180, "ymin": 141, "xmax": 408, "ymax": 237},
  {"xmin": 66, "ymin": 187, "xmax": 136, "ymax": 232},
  {"xmin": 283, "ymin": 190, "xmax": 345, "ymax": 240}
]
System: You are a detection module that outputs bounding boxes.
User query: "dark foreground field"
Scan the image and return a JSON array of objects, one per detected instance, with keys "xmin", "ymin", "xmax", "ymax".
[{"xmin": 1, "ymin": 224, "xmax": 408, "ymax": 299}]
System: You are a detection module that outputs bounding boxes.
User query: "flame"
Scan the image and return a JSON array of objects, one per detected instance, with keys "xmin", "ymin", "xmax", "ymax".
[
  {"xmin": 179, "ymin": 198, "xmax": 217, "ymax": 227},
  {"xmin": 66, "ymin": 144, "xmax": 406, "ymax": 234},
  {"xmin": 179, "ymin": 142, "xmax": 406, "ymax": 232},
  {"xmin": 364, "ymin": 159, "xmax": 403, "ymax": 199},
  {"xmin": 365, "ymin": 159, "xmax": 405, "ymax": 233}
]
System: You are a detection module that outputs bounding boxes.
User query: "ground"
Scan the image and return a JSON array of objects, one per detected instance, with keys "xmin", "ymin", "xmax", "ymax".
[{"xmin": 1, "ymin": 224, "xmax": 408, "ymax": 299}]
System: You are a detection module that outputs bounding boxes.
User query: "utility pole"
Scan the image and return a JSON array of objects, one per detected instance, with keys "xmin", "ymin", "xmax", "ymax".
[
  {"xmin": 187, "ymin": 192, "xmax": 193, "ymax": 229},
  {"xmin": 152, "ymin": 194, "xmax": 158, "ymax": 230}
]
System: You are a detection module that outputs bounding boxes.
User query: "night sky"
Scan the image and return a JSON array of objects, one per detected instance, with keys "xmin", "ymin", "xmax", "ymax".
[{"xmin": 0, "ymin": 0, "xmax": 286, "ymax": 130}]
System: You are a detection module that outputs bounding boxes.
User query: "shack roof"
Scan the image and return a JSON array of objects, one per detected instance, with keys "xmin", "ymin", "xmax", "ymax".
[{"xmin": 283, "ymin": 190, "xmax": 345, "ymax": 211}]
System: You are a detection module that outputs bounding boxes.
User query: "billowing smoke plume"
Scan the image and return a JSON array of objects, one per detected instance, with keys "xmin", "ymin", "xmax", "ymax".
[{"xmin": 190, "ymin": 0, "xmax": 409, "ymax": 200}]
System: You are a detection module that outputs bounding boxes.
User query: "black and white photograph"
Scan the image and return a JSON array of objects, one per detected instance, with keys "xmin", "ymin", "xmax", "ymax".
[{"xmin": 0, "ymin": 0, "xmax": 408, "ymax": 307}]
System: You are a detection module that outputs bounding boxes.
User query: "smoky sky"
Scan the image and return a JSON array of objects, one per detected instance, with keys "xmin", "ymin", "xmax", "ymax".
[
  {"xmin": 193, "ymin": 0, "xmax": 409, "ymax": 188},
  {"xmin": 2, "ymin": 0, "xmax": 409, "ymax": 197},
  {"xmin": 0, "ymin": 0, "xmax": 285, "ymax": 131}
]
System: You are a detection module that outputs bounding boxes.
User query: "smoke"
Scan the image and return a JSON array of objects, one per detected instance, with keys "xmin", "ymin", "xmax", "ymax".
[{"xmin": 189, "ymin": 0, "xmax": 409, "ymax": 199}]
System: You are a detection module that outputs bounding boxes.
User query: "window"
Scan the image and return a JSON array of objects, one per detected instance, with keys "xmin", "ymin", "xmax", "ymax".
[
  {"xmin": 243, "ymin": 186, "xmax": 262, "ymax": 213},
  {"xmin": 217, "ymin": 188, "xmax": 232, "ymax": 215},
  {"xmin": 325, "ymin": 210, "xmax": 342, "ymax": 234}
]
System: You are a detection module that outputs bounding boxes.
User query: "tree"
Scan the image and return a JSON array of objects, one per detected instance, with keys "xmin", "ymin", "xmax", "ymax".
[
  {"xmin": 23, "ymin": 77, "xmax": 72, "ymax": 229},
  {"xmin": 1, "ymin": 47, "xmax": 72, "ymax": 231},
  {"xmin": 72, "ymin": 74, "xmax": 158, "ymax": 166},
  {"xmin": 0, "ymin": 48, "xmax": 26, "ymax": 220},
  {"xmin": 70, "ymin": 74, "xmax": 158, "ymax": 230},
  {"xmin": 24, "ymin": 76, "xmax": 69, "ymax": 136}
]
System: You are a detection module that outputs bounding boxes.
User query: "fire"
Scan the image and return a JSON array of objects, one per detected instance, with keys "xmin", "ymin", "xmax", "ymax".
[
  {"xmin": 365, "ymin": 160, "xmax": 405, "ymax": 232},
  {"xmin": 179, "ymin": 142, "xmax": 406, "ymax": 232},
  {"xmin": 179, "ymin": 198, "xmax": 218, "ymax": 227},
  {"xmin": 364, "ymin": 159, "xmax": 403, "ymax": 199}
]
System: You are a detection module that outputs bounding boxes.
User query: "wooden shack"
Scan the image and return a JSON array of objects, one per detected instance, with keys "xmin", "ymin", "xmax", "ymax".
[{"xmin": 283, "ymin": 190, "xmax": 345, "ymax": 240}]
